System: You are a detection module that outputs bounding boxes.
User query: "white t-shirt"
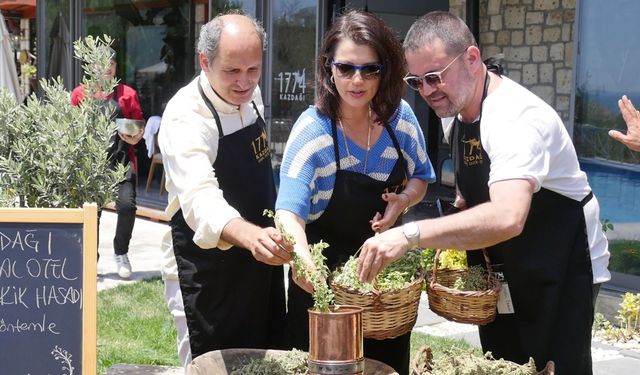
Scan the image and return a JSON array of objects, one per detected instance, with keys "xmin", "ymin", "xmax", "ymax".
[{"xmin": 443, "ymin": 76, "xmax": 610, "ymax": 283}]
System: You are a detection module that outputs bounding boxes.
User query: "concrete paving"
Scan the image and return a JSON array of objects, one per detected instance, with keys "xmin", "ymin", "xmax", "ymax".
[
  {"xmin": 97, "ymin": 210, "xmax": 168, "ymax": 291},
  {"xmin": 98, "ymin": 211, "xmax": 640, "ymax": 375}
]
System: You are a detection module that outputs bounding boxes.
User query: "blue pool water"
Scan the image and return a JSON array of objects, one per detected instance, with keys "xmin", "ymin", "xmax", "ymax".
[{"xmin": 580, "ymin": 159, "xmax": 640, "ymax": 223}]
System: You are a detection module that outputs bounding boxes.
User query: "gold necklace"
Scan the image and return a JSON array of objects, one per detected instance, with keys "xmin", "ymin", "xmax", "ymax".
[{"xmin": 338, "ymin": 119, "xmax": 372, "ymax": 174}]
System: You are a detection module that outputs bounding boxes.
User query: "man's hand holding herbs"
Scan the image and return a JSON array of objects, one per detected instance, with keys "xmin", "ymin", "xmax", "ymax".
[
  {"xmin": 357, "ymin": 226, "xmax": 409, "ymax": 283},
  {"xmin": 248, "ymin": 226, "xmax": 293, "ymax": 266},
  {"xmin": 222, "ymin": 217, "xmax": 293, "ymax": 266}
]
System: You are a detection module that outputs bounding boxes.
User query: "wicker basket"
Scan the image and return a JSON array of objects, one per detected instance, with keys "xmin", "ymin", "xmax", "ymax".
[
  {"xmin": 330, "ymin": 272, "xmax": 424, "ymax": 340},
  {"xmin": 426, "ymin": 249, "xmax": 501, "ymax": 325},
  {"xmin": 410, "ymin": 346, "xmax": 555, "ymax": 375}
]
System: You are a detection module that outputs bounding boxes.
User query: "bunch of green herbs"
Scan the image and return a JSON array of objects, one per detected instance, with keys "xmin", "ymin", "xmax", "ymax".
[
  {"xmin": 452, "ymin": 264, "xmax": 490, "ymax": 291},
  {"xmin": 263, "ymin": 210, "xmax": 334, "ymax": 312},
  {"xmin": 332, "ymin": 248, "xmax": 423, "ymax": 293},
  {"xmin": 300, "ymin": 241, "xmax": 335, "ymax": 312}
]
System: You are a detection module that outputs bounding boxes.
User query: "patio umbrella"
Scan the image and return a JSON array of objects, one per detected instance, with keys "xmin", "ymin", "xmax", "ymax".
[
  {"xmin": 0, "ymin": 12, "xmax": 21, "ymax": 103},
  {"xmin": 47, "ymin": 12, "xmax": 72, "ymax": 90}
]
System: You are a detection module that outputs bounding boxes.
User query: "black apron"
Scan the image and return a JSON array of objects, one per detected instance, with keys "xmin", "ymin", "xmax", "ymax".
[
  {"xmin": 451, "ymin": 73, "xmax": 594, "ymax": 374},
  {"xmin": 286, "ymin": 120, "xmax": 412, "ymax": 374},
  {"xmin": 169, "ymin": 80, "xmax": 286, "ymax": 358}
]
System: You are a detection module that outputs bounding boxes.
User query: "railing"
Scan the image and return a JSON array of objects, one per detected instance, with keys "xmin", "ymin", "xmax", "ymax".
[{"xmin": 574, "ymin": 123, "xmax": 640, "ymax": 164}]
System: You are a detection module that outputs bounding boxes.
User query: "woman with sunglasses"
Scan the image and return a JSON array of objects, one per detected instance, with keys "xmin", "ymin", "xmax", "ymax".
[{"xmin": 275, "ymin": 10, "xmax": 435, "ymax": 374}]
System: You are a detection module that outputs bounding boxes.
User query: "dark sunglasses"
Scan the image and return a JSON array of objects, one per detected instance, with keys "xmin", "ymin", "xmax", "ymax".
[
  {"xmin": 331, "ymin": 61, "xmax": 383, "ymax": 79},
  {"xmin": 403, "ymin": 51, "xmax": 464, "ymax": 91}
]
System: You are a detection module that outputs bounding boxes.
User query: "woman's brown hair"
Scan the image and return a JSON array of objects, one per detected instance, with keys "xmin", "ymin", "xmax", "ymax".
[{"xmin": 315, "ymin": 10, "xmax": 406, "ymax": 126}]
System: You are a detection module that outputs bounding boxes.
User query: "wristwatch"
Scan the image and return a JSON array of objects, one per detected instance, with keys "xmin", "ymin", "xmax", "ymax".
[{"xmin": 403, "ymin": 221, "xmax": 420, "ymax": 250}]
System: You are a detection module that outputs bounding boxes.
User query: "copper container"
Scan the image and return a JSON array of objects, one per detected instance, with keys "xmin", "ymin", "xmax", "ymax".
[{"xmin": 308, "ymin": 305, "xmax": 364, "ymax": 375}]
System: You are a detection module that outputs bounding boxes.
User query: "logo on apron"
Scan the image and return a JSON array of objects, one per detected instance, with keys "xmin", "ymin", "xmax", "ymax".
[
  {"xmin": 252, "ymin": 128, "xmax": 271, "ymax": 162},
  {"xmin": 383, "ymin": 176, "xmax": 407, "ymax": 195},
  {"xmin": 462, "ymin": 136, "xmax": 484, "ymax": 167}
]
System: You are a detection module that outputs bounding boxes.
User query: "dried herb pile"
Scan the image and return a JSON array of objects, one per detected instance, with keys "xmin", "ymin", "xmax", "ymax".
[
  {"xmin": 452, "ymin": 265, "xmax": 490, "ymax": 291},
  {"xmin": 230, "ymin": 349, "xmax": 308, "ymax": 375},
  {"xmin": 414, "ymin": 347, "xmax": 538, "ymax": 375}
]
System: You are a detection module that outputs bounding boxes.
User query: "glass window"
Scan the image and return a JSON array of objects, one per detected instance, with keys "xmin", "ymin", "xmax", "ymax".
[
  {"xmin": 573, "ymin": 0, "xmax": 640, "ymax": 280},
  {"xmin": 213, "ymin": 0, "xmax": 255, "ymax": 15},
  {"xmin": 573, "ymin": 0, "xmax": 640, "ymax": 165},
  {"xmin": 82, "ymin": 0, "xmax": 201, "ymax": 118},
  {"xmin": 268, "ymin": 0, "xmax": 318, "ymax": 166}
]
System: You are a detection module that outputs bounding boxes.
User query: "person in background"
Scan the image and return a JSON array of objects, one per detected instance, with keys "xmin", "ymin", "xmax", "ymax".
[
  {"xmin": 158, "ymin": 12, "xmax": 292, "ymax": 358},
  {"xmin": 357, "ymin": 11, "xmax": 609, "ymax": 375},
  {"xmin": 275, "ymin": 10, "xmax": 435, "ymax": 374},
  {"xmin": 610, "ymin": 95, "xmax": 640, "ymax": 151},
  {"xmin": 71, "ymin": 47, "xmax": 144, "ymax": 279}
]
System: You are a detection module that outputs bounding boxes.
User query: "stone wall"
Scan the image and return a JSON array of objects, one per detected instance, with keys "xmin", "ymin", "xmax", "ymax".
[{"xmin": 450, "ymin": 0, "xmax": 576, "ymax": 122}]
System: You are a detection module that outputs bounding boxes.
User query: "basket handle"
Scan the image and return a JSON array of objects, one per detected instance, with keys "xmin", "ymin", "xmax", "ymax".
[
  {"xmin": 371, "ymin": 285, "xmax": 383, "ymax": 307},
  {"xmin": 429, "ymin": 249, "xmax": 443, "ymax": 287},
  {"xmin": 429, "ymin": 248, "xmax": 493, "ymax": 288},
  {"xmin": 481, "ymin": 249, "xmax": 494, "ymax": 285}
]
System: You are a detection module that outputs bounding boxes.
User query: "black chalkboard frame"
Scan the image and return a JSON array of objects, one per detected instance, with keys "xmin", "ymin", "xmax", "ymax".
[{"xmin": 0, "ymin": 203, "xmax": 98, "ymax": 375}]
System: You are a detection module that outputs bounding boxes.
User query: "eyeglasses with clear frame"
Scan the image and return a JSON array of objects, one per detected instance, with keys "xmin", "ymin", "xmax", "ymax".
[
  {"xmin": 403, "ymin": 51, "xmax": 465, "ymax": 91},
  {"xmin": 331, "ymin": 60, "xmax": 383, "ymax": 80}
]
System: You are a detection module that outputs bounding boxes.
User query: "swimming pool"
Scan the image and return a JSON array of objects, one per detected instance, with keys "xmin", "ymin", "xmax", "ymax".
[{"xmin": 580, "ymin": 159, "xmax": 640, "ymax": 223}]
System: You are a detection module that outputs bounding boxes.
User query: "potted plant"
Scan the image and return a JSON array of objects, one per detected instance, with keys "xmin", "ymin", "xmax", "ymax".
[
  {"xmin": 264, "ymin": 210, "xmax": 365, "ymax": 375},
  {"xmin": 0, "ymin": 35, "xmax": 126, "ymax": 209}
]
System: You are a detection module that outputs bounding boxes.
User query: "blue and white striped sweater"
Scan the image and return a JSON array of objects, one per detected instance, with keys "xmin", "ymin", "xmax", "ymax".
[{"xmin": 276, "ymin": 100, "xmax": 435, "ymax": 223}]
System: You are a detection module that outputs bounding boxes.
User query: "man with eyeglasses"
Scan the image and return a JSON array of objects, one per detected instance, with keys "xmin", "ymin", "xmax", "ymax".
[{"xmin": 357, "ymin": 11, "xmax": 609, "ymax": 375}]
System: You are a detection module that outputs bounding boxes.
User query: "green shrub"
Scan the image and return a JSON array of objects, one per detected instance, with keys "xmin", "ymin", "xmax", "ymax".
[
  {"xmin": 608, "ymin": 240, "xmax": 640, "ymax": 276},
  {"xmin": 0, "ymin": 35, "xmax": 126, "ymax": 208}
]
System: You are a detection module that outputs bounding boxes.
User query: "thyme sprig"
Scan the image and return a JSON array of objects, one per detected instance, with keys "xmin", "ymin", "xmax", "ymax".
[
  {"xmin": 263, "ymin": 210, "xmax": 334, "ymax": 312},
  {"xmin": 332, "ymin": 248, "xmax": 423, "ymax": 293},
  {"xmin": 452, "ymin": 264, "xmax": 490, "ymax": 291}
]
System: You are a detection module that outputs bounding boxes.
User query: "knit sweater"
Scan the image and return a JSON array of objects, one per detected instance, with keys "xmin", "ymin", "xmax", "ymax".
[{"xmin": 276, "ymin": 100, "xmax": 435, "ymax": 222}]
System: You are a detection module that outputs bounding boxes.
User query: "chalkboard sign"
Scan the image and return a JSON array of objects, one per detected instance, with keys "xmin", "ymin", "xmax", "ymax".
[{"xmin": 0, "ymin": 204, "xmax": 97, "ymax": 375}]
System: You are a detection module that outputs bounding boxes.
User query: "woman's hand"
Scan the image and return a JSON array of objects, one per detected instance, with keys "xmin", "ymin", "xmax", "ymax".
[
  {"xmin": 369, "ymin": 192, "xmax": 408, "ymax": 233},
  {"xmin": 290, "ymin": 261, "xmax": 315, "ymax": 294}
]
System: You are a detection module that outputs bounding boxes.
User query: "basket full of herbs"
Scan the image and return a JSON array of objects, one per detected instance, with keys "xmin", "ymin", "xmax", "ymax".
[
  {"xmin": 426, "ymin": 249, "xmax": 501, "ymax": 325},
  {"xmin": 329, "ymin": 248, "xmax": 425, "ymax": 340}
]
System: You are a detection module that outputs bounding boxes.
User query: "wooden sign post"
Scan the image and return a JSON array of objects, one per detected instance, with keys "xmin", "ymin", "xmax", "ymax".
[{"xmin": 0, "ymin": 203, "xmax": 97, "ymax": 375}]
